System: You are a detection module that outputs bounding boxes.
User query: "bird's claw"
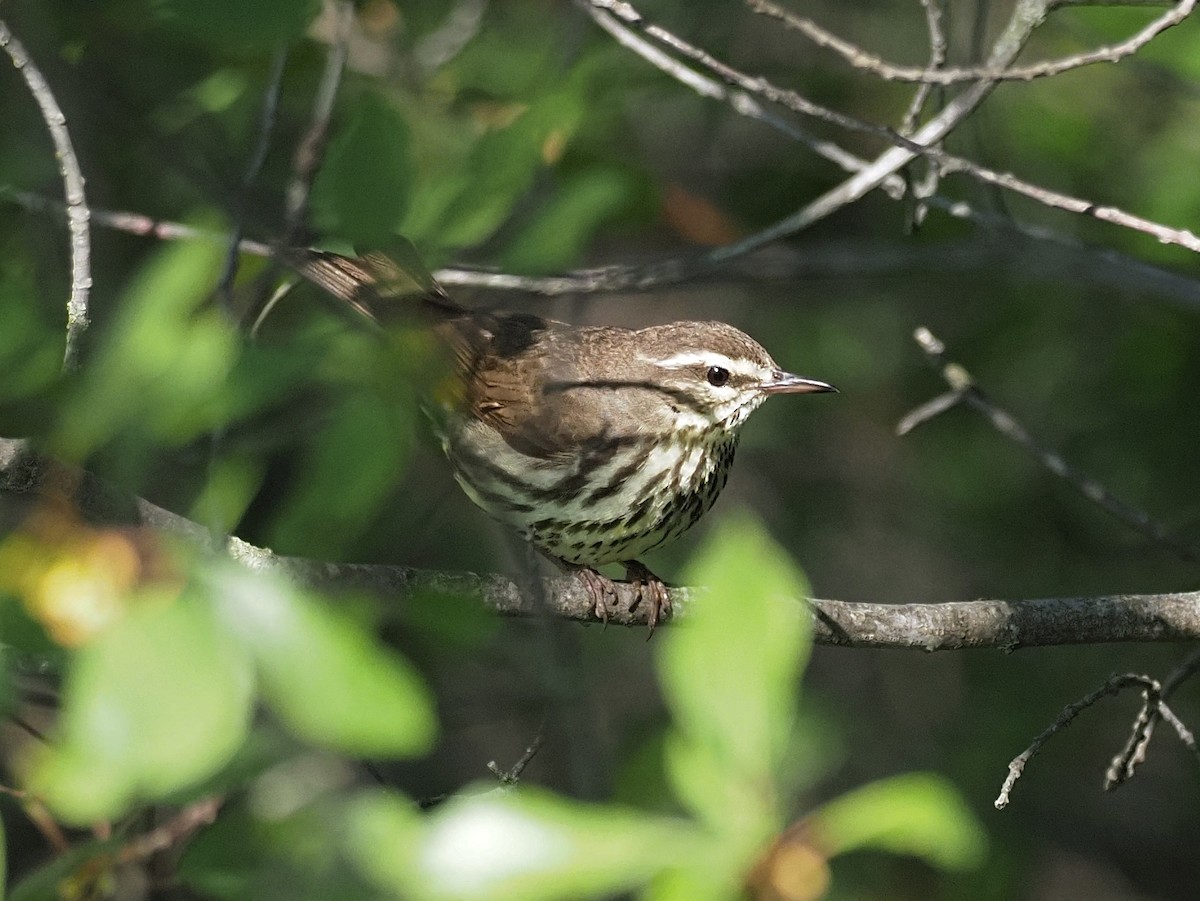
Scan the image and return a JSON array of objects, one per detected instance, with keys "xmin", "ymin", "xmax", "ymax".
[{"xmin": 625, "ymin": 560, "xmax": 671, "ymax": 639}]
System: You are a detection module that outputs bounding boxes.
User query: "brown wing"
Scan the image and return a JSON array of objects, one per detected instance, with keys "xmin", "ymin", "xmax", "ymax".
[
  {"xmin": 465, "ymin": 322, "xmax": 656, "ymax": 460},
  {"xmin": 295, "ymin": 245, "xmax": 626, "ymax": 460}
]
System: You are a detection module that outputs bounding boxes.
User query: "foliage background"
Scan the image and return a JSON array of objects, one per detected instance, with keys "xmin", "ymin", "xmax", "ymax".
[{"xmin": 2, "ymin": 0, "xmax": 1200, "ymax": 898}]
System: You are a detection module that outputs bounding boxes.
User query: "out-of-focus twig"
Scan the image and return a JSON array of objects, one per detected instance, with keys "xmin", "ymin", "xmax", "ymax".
[
  {"xmin": 0, "ymin": 17, "xmax": 92, "ymax": 372},
  {"xmin": 899, "ymin": 327, "xmax": 1200, "ymax": 565}
]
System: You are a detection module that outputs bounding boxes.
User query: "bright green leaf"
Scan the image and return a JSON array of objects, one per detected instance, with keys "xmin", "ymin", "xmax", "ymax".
[
  {"xmin": 55, "ymin": 240, "xmax": 237, "ymax": 460},
  {"xmin": 31, "ymin": 592, "xmax": 254, "ymax": 824},
  {"xmin": 348, "ymin": 786, "xmax": 699, "ymax": 901},
  {"xmin": 213, "ymin": 569, "xmax": 436, "ymax": 757},
  {"xmin": 659, "ymin": 511, "xmax": 810, "ymax": 838},
  {"xmin": 810, "ymin": 773, "xmax": 987, "ymax": 871}
]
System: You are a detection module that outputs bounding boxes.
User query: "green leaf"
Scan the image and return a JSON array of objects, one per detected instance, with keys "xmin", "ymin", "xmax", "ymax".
[
  {"xmin": 810, "ymin": 773, "xmax": 987, "ymax": 871},
  {"xmin": 180, "ymin": 791, "xmax": 382, "ymax": 901},
  {"xmin": 10, "ymin": 839, "xmax": 122, "ymax": 901},
  {"xmin": 312, "ymin": 93, "xmax": 414, "ymax": 245},
  {"xmin": 55, "ymin": 240, "xmax": 237, "ymax": 460},
  {"xmin": 499, "ymin": 168, "xmax": 639, "ymax": 274},
  {"xmin": 213, "ymin": 569, "xmax": 436, "ymax": 757},
  {"xmin": 659, "ymin": 511, "xmax": 810, "ymax": 839},
  {"xmin": 348, "ymin": 787, "xmax": 699, "ymax": 901},
  {"xmin": 267, "ymin": 387, "xmax": 413, "ymax": 556},
  {"xmin": 417, "ymin": 88, "xmax": 584, "ymax": 251},
  {"xmin": 150, "ymin": 0, "xmax": 321, "ymax": 47},
  {"xmin": 30, "ymin": 591, "xmax": 254, "ymax": 824}
]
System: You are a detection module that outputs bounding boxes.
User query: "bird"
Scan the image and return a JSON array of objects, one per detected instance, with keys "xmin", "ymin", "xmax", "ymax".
[{"xmin": 292, "ymin": 245, "xmax": 836, "ymax": 634}]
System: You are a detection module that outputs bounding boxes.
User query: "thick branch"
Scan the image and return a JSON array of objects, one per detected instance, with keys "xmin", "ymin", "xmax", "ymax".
[{"xmin": 3, "ymin": 438, "xmax": 1200, "ymax": 650}]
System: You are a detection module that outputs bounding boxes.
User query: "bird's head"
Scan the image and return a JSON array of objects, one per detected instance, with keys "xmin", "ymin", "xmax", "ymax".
[{"xmin": 638, "ymin": 321, "xmax": 836, "ymax": 432}]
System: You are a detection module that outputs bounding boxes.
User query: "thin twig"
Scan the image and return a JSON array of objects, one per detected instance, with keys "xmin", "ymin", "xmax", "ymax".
[
  {"xmin": 589, "ymin": 0, "xmax": 1200, "ymax": 257},
  {"xmin": 1105, "ymin": 647, "xmax": 1200, "ymax": 789},
  {"xmin": 282, "ymin": 0, "xmax": 352, "ymax": 241},
  {"xmin": 900, "ymin": 0, "xmax": 948, "ymax": 134},
  {"xmin": 116, "ymin": 796, "xmax": 223, "ymax": 865},
  {"xmin": 0, "ymin": 784, "xmax": 71, "ymax": 853},
  {"xmin": 11, "ymin": 186, "xmax": 1200, "ymax": 313},
  {"xmin": 995, "ymin": 673, "xmax": 1161, "ymax": 809},
  {"xmin": 575, "ymin": 0, "xmax": 876, "ymax": 182},
  {"xmin": 901, "ymin": 327, "xmax": 1200, "ymax": 565},
  {"xmin": 219, "ymin": 47, "xmax": 289, "ymax": 307},
  {"xmin": 0, "ymin": 17, "xmax": 92, "ymax": 372},
  {"xmin": 487, "ymin": 721, "xmax": 546, "ymax": 786},
  {"xmin": 747, "ymin": 0, "xmax": 1195, "ymax": 85}
]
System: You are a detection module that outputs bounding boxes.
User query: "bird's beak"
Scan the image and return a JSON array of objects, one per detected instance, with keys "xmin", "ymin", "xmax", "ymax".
[{"xmin": 760, "ymin": 370, "xmax": 838, "ymax": 396}]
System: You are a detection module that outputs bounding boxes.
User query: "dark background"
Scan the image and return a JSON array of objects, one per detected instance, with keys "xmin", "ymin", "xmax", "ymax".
[{"xmin": 2, "ymin": 1, "xmax": 1199, "ymax": 898}]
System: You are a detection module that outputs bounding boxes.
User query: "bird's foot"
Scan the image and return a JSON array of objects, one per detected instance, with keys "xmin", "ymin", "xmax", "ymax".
[
  {"xmin": 573, "ymin": 565, "xmax": 619, "ymax": 627},
  {"xmin": 624, "ymin": 560, "xmax": 672, "ymax": 639}
]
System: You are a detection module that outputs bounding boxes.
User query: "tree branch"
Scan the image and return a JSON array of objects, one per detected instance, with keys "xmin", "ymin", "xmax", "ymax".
[{"xmin": 4, "ymin": 438, "xmax": 1200, "ymax": 650}]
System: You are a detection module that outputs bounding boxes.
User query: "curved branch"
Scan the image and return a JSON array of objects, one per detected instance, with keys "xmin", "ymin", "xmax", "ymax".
[{"xmin": 0, "ymin": 17, "xmax": 92, "ymax": 372}]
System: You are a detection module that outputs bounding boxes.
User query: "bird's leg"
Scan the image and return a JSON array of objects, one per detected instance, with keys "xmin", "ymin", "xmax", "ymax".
[{"xmin": 624, "ymin": 560, "xmax": 672, "ymax": 638}]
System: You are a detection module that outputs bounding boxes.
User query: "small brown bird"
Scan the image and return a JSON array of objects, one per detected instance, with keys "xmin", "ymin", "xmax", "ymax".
[{"xmin": 296, "ymin": 247, "xmax": 835, "ymax": 633}]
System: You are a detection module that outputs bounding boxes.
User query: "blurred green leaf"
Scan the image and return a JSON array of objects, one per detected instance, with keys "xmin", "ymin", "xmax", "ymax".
[
  {"xmin": 31, "ymin": 591, "xmax": 254, "ymax": 824},
  {"xmin": 10, "ymin": 839, "xmax": 122, "ymax": 901},
  {"xmin": 55, "ymin": 240, "xmax": 237, "ymax": 460},
  {"xmin": 312, "ymin": 93, "xmax": 414, "ymax": 245},
  {"xmin": 500, "ymin": 168, "xmax": 639, "ymax": 273},
  {"xmin": 150, "ymin": 0, "xmax": 321, "ymax": 47},
  {"xmin": 348, "ymin": 787, "xmax": 698, "ymax": 901},
  {"xmin": 213, "ymin": 569, "xmax": 436, "ymax": 757},
  {"xmin": 411, "ymin": 88, "xmax": 584, "ymax": 251},
  {"xmin": 811, "ymin": 773, "xmax": 987, "ymax": 871},
  {"xmin": 266, "ymin": 387, "xmax": 413, "ymax": 556},
  {"xmin": 660, "ymin": 512, "xmax": 811, "ymax": 842},
  {"xmin": 181, "ymin": 790, "xmax": 381, "ymax": 901}
]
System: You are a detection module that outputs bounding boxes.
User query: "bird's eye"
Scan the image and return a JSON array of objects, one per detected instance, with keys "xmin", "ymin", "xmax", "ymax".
[{"xmin": 706, "ymin": 366, "xmax": 730, "ymax": 387}]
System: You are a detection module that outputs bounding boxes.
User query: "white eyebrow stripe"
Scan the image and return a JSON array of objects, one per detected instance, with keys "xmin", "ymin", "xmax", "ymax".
[{"xmin": 652, "ymin": 352, "xmax": 762, "ymax": 378}]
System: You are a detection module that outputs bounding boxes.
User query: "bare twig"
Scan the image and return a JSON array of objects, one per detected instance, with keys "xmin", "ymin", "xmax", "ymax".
[
  {"xmin": 486, "ymin": 721, "xmax": 546, "ymax": 785},
  {"xmin": 900, "ymin": 327, "xmax": 1200, "ymax": 565},
  {"xmin": 0, "ymin": 784, "xmax": 71, "ymax": 853},
  {"xmin": 747, "ymin": 0, "xmax": 1196, "ymax": 84},
  {"xmin": 415, "ymin": 0, "xmax": 489, "ymax": 74},
  {"xmin": 995, "ymin": 673, "xmax": 1167, "ymax": 809},
  {"xmin": 219, "ymin": 47, "xmax": 289, "ymax": 306},
  {"xmin": 283, "ymin": 0, "xmax": 352, "ymax": 241},
  {"xmin": 1106, "ymin": 647, "xmax": 1200, "ymax": 789},
  {"xmin": 588, "ymin": 1, "xmax": 1200, "ymax": 258},
  {"xmin": 0, "ymin": 18, "xmax": 92, "ymax": 372},
  {"xmin": 116, "ymin": 796, "xmax": 223, "ymax": 865},
  {"xmin": 11, "ymin": 185, "xmax": 1200, "ymax": 314},
  {"xmin": 575, "ymin": 0, "xmax": 875, "ymax": 182},
  {"xmin": 900, "ymin": 0, "xmax": 948, "ymax": 134}
]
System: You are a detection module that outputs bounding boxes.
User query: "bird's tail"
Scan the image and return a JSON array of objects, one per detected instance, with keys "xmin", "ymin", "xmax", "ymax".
[{"xmin": 292, "ymin": 240, "xmax": 464, "ymax": 327}]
